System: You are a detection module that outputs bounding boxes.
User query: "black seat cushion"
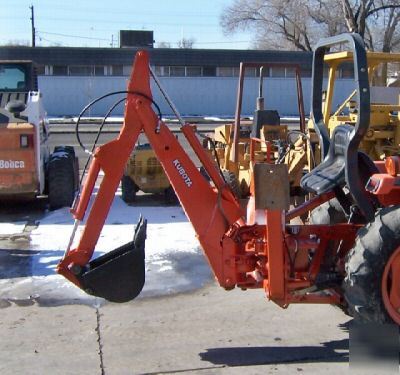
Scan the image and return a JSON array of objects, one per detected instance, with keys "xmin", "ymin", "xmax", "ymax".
[{"xmin": 301, "ymin": 125, "xmax": 353, "ymax": 194}]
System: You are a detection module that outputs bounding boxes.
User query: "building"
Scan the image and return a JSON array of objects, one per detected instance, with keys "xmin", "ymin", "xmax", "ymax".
[{"xmin": 0, "ymin": 45, "xmax": 354, "ymax": 117}]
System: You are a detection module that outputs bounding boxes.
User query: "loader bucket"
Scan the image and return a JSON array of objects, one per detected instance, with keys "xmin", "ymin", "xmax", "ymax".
[{"xmin": 76, "ymin": 217, "xmax": 147, "ymax": 303}]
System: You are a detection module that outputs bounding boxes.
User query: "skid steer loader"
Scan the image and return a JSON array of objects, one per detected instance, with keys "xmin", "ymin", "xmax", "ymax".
[
  {"xmin": 0, "ymin": 60, "xmax": 79, "ymax": 209},
  {"xmin": 57, "ymin": 34, "xmax": 400, "ymax": 325}
]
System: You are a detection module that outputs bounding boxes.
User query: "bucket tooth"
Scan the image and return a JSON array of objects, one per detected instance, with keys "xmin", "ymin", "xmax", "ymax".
[{"xmin": 77, "ymin": 216, "xmax": 147, "ymax": 303}]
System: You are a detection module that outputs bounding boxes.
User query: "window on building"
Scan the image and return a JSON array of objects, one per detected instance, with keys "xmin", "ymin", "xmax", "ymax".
[
  {"xmin": 122, "ymin": 65, "xmax": 132, "ymax": 76},
  {"xmin": 95, "ymin": 66, "xmax": 105, "ymax": 76},
  {"xmin": 111, "ymin": 65, "xmax": 123, "ymax": 76},
  {"xmin": 258, "ymin": 67, "xmax": 270, "ymax": 77},
  {"xmin": 68, "ymin": 66, "xmax": 94, "ymax": 76},
  {"xmin": 285, "ymin": 67, "xmax": 296, "ymax": 78},
  {"xmin": 271, "ymin": 67, "xmax": 286, "ymax": 77},
  {"xmin": 301, "ymin": 68, "xmax": 312, "ymax": 77},
  {"xmin": 154, "ymin": 66, "xmax": 170, "ymax": 76},
  {"xmin": 52, "ymin": 65, "xmax": 68, "ymax": 76},
  {"xmin": 170, "ymin": 66, "xmax": 185, "ymax": 76},
  {"xmin": 203, "ymin": 66, "xmax": 216, "ymax": 77},
  {"xmin": 186, "ymin": 66, "xmax": 202, "ymax": 76},
  {"xmin": 218, "ymin": 67, "xmax": 234, "ymax": 77},
  {"xmin": 244, "ymin": 67, "xmax": 256, "ymax": 77}
]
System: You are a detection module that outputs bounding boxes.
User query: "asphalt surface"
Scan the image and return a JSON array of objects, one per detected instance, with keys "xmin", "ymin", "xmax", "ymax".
[{"xmin": 0, "ymin": 283, "xmax": 355, "ymax": 375}]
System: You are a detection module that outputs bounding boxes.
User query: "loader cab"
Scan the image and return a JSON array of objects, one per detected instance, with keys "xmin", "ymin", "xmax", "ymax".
[
  {"xmin": 0, "ymin": 61, "xmax": 37, "ymax": 91},
  {"xmin": 0, "ymin": 61, "xmax": 38, "ymax": 110}
]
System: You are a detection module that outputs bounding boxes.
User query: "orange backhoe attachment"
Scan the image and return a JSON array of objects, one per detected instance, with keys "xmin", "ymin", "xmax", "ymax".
[
  {"xmin": 57, "ymin": 51, "xmax": 244, "ymax": 302},
  {"xmin": 56, "ymin": 49, "xmax": 363, "ymax": 306},
  {"xmin": 56, "ymin": 35, "xmax": 400, "ymax": 327}
]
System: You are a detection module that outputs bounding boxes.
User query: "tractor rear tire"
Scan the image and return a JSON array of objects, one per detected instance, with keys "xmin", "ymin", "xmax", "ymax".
[
  {"xmin": 310, "ymin": 197, "xmax": 347, "ymax": 225},
  {"xmin": 310, "ymin": 197, "xmax": 351, "ymax": 316},
  {"xmin": 343, "ymin": 205, "xmax": 400, "ymax": 323},
  {"xmin": 121, "ymin": 175, "xmax": 137, "ymax": 203},
  {"xmin": 222, "ymin": 170, "xmax": 241, "ymax": 199},
  {"xmin": 48, "ymin": 152, "xmax": 76, "ymax": 210}
]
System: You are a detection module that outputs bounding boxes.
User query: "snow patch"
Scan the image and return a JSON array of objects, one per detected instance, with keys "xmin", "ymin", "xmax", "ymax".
[{"xmin": 0, "ymin": 195, "xmax": 213, "ymax": 305}]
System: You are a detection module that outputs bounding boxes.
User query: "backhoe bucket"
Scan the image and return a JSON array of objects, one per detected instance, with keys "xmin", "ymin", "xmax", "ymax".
[{"xmin": 76, "ymin": 217, "xmax": 147, "ymax": 303}]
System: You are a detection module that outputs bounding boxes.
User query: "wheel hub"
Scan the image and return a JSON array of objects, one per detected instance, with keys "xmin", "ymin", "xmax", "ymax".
[{"xmin": 382, "ymin": 246, "xmax": 400, "ymax": 324}]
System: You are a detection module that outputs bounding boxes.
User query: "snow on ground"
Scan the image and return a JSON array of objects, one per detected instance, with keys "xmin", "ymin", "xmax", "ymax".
[
  {"xmin": 0, "ymin": 191, "xmax": 213, "ymax": 306},
  {"xmin": 0, "ymin": 222, "xmax": 26, "ymax": 235}
]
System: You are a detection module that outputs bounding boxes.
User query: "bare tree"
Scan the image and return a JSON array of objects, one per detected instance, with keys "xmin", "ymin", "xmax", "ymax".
[
  {"xmin": 368, "ymin": 0, "xmax": 400, "ymax": 52},
  {"xmin": 220, "ymin": 0, "xmax": 341, "ymax": 51},
  {"xmin": 340, "ymin": 0, "xmax": 400, "ymax": 49},
  {"xmin": 157, "ymin": 41, "xmax": 172, "ymax": 48},
  {"xmin": 220, "ymin": 0, "xmax": 400, "ymax": 51},
  {"xmin": 177, "ymin": 37, "xmax": 196, "ymax": 49},
  {"xmin": 3, "ymin": 40, "xmax": 31, "ymax": 46}
]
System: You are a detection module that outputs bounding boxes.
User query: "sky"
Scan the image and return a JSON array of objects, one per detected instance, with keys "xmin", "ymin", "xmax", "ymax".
[{"xmin": 1, "ymin": 0, "xmax": 254, "ymax": 49}]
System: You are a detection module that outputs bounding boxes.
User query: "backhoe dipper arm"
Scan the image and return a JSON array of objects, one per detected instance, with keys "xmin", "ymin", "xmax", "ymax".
[{"xmin": 57, "ymin": 51, "xmax": 245, "ymax": 301}]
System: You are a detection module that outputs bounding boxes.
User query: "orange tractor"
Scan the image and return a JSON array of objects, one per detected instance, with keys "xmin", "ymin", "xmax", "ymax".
[{"xmin": 57, "ymin": 33, "xmax": 400, "ymax": 324}]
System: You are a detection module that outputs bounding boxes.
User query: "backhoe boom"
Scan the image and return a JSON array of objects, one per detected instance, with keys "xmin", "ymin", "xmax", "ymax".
[{"xmin": 57, "ymin": 51, "xmax": 245, "ymax": 301}]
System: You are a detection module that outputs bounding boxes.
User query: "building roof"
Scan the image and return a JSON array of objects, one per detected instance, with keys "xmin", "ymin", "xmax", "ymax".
[{"xmin": 0, "ymin": 46, "xmax": 313, "ymax": 67}]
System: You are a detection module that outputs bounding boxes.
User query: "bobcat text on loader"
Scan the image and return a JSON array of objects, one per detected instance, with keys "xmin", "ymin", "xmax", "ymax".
[{"xmin": 57, "ymin": 34, "xmax": 400, "ymax": 324}]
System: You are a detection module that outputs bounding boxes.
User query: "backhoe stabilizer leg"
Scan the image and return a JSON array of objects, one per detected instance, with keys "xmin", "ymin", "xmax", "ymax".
[{"xmin": 75, "ymin": 216, "xmax": 147, "ymax": 303}]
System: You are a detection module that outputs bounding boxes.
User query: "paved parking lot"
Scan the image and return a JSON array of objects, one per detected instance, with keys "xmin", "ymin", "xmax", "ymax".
[
  {"xmin": 0, "ymin": 282, "xmax": 353, "ymax": 375},
  {"xmin": 0, "ymin": 200, "xmax": 357, "ymax": 374}
]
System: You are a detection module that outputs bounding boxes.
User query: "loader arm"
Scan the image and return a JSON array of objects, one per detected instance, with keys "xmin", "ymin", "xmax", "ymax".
[{"xmin": 57, "ymin": 51, "xmax": 244, "ymax": 301}]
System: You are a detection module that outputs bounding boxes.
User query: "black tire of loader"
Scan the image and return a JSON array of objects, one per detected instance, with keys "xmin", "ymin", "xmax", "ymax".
[
  {"xmin": 52, "ymin": 146, "xmax": 79, "ymax": 191},
  {"xmin": 48, "ymin": 153, "xmax": 76, "ymax": 210},
  {"xmin": 121, "ymin": 175, "xmax": 137, "ymax": 203},
  {"xmin": 164, "ymin": 186, "xmax": 178, "ymax": 205},
  {"xmin": 222, "ymin": 170, "xmax": 241, "ymax": 199},
  {"xmin": 343, "ymin": 205, "xmax": 400, "ymax": 323}
]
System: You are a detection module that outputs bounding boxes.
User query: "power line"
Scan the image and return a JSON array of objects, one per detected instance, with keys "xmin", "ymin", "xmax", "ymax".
[
  {"xmin": 37, "ymin": 36, "xmax": 70, "ymax": 47},
  {"xmin": 36, "ymin": 29, "xmax": 251, "ymax": 46},
  {"xmin": 37, "ymin": 30, "xmax": 110, "ymax": 42},
  {"xmin": 40, "ymin": 17, "xmax": 218, "ymax": 28}
]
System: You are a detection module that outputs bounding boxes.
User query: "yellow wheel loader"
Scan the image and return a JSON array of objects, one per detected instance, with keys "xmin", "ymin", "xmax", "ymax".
[
  {"xmin": 308, "ymin": 51, "xmax": 400, "ymax": 168},
  {"xmin": 121, "ymin": 143, "xmax": 177, "ymax": 204}
]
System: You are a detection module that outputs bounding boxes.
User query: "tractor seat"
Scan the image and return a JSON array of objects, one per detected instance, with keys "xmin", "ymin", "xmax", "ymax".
[{"xmin": 301, "ymin": 125, "xmax": 353, "ymax": 195}]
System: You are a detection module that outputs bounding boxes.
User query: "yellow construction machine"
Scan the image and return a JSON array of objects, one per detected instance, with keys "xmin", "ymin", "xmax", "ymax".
[
  {"xmin": 121, "ymin": 142, "xmax": 177, "ymax": 204},
  {"xmin": 308, "ymin": 51, "xmax": 400, "ymax": 168},
  {"xmin": 203, "ymin": 62, "xmax": 306, "ymax": 198}
]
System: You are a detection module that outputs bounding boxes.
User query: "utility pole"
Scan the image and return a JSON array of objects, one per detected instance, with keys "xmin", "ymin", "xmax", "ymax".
[{"xmin": 30, "ymin": 5, "xmax": 36, "ymax": 47}]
